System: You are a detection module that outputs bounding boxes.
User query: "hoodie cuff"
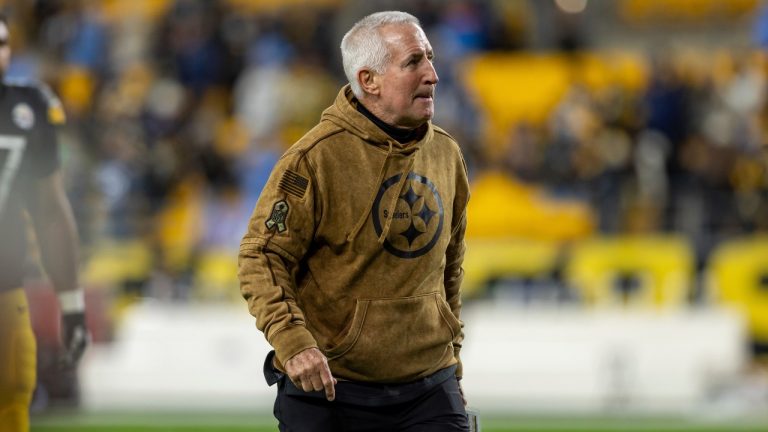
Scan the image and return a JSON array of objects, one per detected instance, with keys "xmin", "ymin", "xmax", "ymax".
[{"xmin": 270, "ymin": 325, "xmax": 319, "ymax": 366}]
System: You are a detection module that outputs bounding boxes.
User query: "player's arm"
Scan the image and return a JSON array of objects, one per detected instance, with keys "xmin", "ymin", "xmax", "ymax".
[
  {"xmin": 26, "ymin": 169, "xmax": 87, "ymax": 366},
  {"xmin": 26, "ymin": 170, "xmax": 78, "ymax": 293},
  {"xmin": 238, "ymin": 153, "xmax": 335, "ymax": 401},
  {"xmin": 25, "ymin": 84, "xmax": 87, "ymax": 366}
]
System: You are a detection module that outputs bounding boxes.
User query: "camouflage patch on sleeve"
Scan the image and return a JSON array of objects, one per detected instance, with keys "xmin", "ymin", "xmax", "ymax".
[{"xmin": 265, "ymin": 200, "xmax": 289, "ymax": 233}]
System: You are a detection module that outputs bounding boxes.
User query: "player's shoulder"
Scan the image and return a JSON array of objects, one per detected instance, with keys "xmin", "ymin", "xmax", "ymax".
[
  {"xmin": 4, "ymin": 78, "xmax": 47, "ymax": 99},
  {"xmin": 3, "ymin": 78, "xmax": 66, "ymax": 125}
]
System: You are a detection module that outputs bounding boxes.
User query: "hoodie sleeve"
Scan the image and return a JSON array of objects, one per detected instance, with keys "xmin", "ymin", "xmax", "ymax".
[
  {"xmin": 238, "ymin": 150, "xmax": 319, "ymax": 367},
  {"xmin": 444, "ymin": 152, "xmax": 470, "ymax": 379}
]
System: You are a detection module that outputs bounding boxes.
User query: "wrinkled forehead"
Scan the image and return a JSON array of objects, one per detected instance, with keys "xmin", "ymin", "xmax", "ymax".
[{"xmin": 380, "ymin": 22, "xmax": 431, "ymax": 52}]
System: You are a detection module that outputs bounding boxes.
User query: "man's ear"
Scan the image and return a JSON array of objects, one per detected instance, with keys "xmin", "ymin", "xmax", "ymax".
[{"xmin": 358, "ymin": 69, "xmax": 380, "ymax": 95}]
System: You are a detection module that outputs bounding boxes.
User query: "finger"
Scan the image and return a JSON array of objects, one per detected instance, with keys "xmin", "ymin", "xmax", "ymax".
[
  {"xmin": 309, "ymin": 373, "xmax": 324, "ymax": 392},
  {"xmin": 301, "ymin": 378, "xmax": 315, "ymax": 393},
  {"xmin": 319, "ymin": 365, "xmax": 336, "ymax": 401},
  {"xmin": 322, "ymin": 377, "xmax": 335, "ymax": 401}
]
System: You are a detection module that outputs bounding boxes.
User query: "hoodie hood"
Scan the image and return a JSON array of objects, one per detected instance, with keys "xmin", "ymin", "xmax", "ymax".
[{"xmin": 321, "ymin": 85, "xmax": 434, "ymax": 155}]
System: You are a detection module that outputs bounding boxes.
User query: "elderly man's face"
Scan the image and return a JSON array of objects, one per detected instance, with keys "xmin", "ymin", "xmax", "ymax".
[{"xmin": 373, "ymin": 23, "xmax": 438, "ymax": 129}]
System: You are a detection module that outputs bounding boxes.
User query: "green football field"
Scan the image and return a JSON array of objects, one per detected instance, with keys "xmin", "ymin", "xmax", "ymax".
[{"xmin": 30, "ymin": 411, "xmax": 768, "ymax": 432}]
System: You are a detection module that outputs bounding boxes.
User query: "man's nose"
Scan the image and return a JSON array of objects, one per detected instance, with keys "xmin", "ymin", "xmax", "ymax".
[{"xmin": 424, "ymin": 60, "xmax": 439, "ymax": 85}]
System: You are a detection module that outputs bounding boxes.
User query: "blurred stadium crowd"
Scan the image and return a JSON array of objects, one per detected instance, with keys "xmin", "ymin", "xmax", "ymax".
[{"xmin": 4, "ymin": 0, "xmax": 768, "ymax": 363}]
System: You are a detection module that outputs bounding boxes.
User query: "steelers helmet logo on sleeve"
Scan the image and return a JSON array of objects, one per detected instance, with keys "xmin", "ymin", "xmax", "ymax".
[
  {"xmin": 12, "ymin": 103, "xmax": 35, "ymax": 130},
  {"xmin": 372, "ymin": 172, "xmax": 444, "ymax": 259}
]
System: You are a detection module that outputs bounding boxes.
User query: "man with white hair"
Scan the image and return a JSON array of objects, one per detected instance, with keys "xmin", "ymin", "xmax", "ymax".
[{"xmin": 239, "ymin": 10, "xmax": 470, "ymax": 431}]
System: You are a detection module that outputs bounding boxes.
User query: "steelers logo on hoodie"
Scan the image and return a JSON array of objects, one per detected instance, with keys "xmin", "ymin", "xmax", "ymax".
[{"xmin": 372, "ymin": 172, "xmax": 444, "ymax": 259}]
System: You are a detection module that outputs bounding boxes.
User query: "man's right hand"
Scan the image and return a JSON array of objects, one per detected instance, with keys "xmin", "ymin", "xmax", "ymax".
[
  {"xmin": 57, "ymin": 289, "xmax": 88, "ymax": 369},
  {"xmin": 284, "ymin": 347, "xmax": 337, "ymax": 401}
]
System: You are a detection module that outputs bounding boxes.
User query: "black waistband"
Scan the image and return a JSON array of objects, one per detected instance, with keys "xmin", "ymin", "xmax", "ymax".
[{"xmin": 263, "ymin": 350, "xmax": 457, "ymax": 406}]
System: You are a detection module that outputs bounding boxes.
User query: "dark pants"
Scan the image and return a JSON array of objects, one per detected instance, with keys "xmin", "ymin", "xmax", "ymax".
[{"xmin": 273, "ymin": 377, "xmax": 470, "ymax": 432}]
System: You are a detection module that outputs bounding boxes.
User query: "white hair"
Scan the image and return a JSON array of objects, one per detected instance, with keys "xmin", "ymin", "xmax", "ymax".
[{"xmin": 340, "ymin": 11, "xmax": 420, "ymax": 98}]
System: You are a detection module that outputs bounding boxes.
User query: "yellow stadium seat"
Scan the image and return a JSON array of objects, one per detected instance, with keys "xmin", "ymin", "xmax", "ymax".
[
  {"xmin": 707, "ymin": 236, "xmax": 768, "ymax": 349},
  {"xmin": 461, "ymin": 52, "xmax": 646, "ymax": 158},
  {"xmin": 100, "ymin": 0, "xmax": 174, "ymax": 23},
  {"xmin": 564, "ymin": 235, "xmax": 694, "ymax": 308},
  {"xmin": 193, "ymin": 249, "xmax": 241, "ymax": 302},
  {"xmin": 462, "ymin": 238, "xmax": 560, "ymax": 298},
  {"xmin": 223, "ymin": 0, "xmax": 343, "ymax": 14},
  {"xmin": 82, "ymin": 239, "xmax": 152, "ymax": 286},
  {"xmin": 155, "ymin": 176, "xmax": 205, "ymax": 272},
  {"xmin": 466, "ymin": 171, "xmax": 595, "ymax": 241},
  {"xmin": 619, "ymin": 0, "xmax": 758, "ymax": 23}
]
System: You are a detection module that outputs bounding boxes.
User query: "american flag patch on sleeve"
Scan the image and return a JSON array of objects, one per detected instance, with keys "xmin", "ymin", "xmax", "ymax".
[{"xmin": 279, "ymin": 169, "xmax": 309, "ymax": 198}]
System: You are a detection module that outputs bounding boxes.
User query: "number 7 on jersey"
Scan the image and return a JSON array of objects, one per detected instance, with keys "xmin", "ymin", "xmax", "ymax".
[{"xmin": 0, "ymin": 136, "xmax": 27, "ymax": 213}]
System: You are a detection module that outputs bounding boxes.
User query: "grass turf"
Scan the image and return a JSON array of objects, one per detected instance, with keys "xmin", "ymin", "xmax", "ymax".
[{"xmin": 30, "ymin": 412, "xmax": 768, "ymax": 432}]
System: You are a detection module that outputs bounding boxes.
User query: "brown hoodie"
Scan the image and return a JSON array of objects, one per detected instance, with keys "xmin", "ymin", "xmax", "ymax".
[{"xmin": 238, "ymin": 85, "xmax": 469, "ymax": 383}]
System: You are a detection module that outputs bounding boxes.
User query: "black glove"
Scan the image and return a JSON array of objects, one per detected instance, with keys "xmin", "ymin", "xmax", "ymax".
[{"xmin": 60, "ymin": 311, "xmax": 88, "ymax": 368}]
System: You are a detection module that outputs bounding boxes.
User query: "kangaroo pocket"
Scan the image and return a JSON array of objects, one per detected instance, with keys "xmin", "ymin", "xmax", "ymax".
[{"xmin": 325, "ymin": 292, "xmax": 462, "ymax": 382}]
